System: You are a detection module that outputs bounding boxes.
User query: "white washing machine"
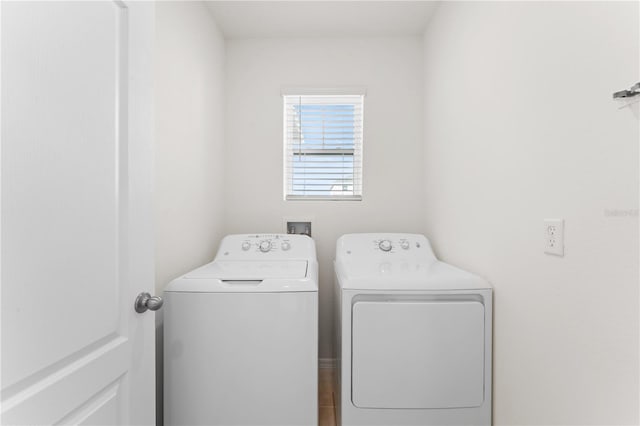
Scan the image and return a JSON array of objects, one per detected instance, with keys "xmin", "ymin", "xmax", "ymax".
[
  {"xmin": 334, "ymin": 233, "xmax": 492, "ymax": 426},
  {"xmin": 164, "ymin": 234, "xmax": 318, "ymax": 426}
]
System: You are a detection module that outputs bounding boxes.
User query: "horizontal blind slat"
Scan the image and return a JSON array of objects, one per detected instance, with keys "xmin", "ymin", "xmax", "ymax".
[
  {"xmin": 288, "ymin": 167, "xmax": 358, "ymax": 170},
  {"xmin": 287, "ymin": 163, "xmax": 359, "ymax": 166}
]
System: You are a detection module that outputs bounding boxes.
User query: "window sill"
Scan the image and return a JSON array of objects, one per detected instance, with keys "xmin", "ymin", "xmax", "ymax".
[{"xmin": 285, "ymin": 195, "xmax": 362, "ymax": 201}]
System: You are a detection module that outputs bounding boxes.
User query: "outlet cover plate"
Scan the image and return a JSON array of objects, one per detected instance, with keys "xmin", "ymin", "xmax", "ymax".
[{"xmin": 544, "ymin": 218, "xmax": 564, "ymax": 256}]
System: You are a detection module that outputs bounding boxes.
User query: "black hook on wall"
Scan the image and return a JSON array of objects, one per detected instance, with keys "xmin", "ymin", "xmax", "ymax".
[{"xmin": 613, "ymin": 82, "xmax": 640, "ymax": 99}]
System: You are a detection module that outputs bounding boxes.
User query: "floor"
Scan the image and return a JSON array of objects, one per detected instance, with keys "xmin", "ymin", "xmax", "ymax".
[{"xmin": 319, "ymin": 368, "xmax": 337, "ymax": 426}]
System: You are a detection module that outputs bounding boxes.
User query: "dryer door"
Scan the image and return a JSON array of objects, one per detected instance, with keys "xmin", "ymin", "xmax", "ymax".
[{"xmin": 351, "ymin": 298, "xmax": 485, "ymax": 409}]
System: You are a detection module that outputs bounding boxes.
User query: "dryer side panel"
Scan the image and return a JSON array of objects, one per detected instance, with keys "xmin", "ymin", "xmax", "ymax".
[{"xmin": 351, "ymin": 299, "xmax": 485, "ymax": 409}]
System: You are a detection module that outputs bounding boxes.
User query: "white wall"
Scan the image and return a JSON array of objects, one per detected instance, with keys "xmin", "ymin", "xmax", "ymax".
[
  {"xmin": 155, "ymin": 2, "xmax": 225, "ymax": 293},
  {"xmin": 224, "ymin": 37, "xmax": 426, "ymax": 359},
  {"xmin": 154, "ymin": 2, "xmax": 226, "ymax": 423},
  {"xmin": 423, "ymin": 2, "xmax": 639, "ymax": 424}
]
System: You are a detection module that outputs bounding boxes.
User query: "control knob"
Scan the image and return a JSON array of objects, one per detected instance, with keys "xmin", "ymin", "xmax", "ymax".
[
  {"xmin": 379, "ymin": 240, "xmax": 392, "ymax": 252},
  {"xmin": 281, "ymin": 241, "xmax": 291, "ymax": 251},
  {"xmin": 400, "ymin": 240, "xmax": 410, "ymax": 250},
  {"xmin": 241, "ymin": 241, "xmax": 251, "ymax": 251},
  {"xmin": 259, "ymin": 240, "xmax": 272, "ymax": 253}
]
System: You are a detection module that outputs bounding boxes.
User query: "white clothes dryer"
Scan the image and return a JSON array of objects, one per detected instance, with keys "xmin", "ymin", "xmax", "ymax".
[
  {"xmin": 334, "ymin": 233, "xmax": 492, "ymax": 426},
  {"xmin": 164, "ymin": 234, "xmax": 318, "ymax": 426}
]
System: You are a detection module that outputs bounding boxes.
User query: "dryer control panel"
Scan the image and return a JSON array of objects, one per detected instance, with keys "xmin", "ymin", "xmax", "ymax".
[
  {"xmin": 373, "ymin": 237, "xmax": 417, "ymax": 253},
  {"xmin": 336, "ymin": 233, "xmax": 436, "ymax": 262},
  {"xmin": 215, "ymin": 234, "xmax": 317, "ymax": 261}
]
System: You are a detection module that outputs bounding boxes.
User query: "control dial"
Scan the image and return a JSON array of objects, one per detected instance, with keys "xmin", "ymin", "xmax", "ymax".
[
  {"xmin": 281, "ymin": 241, "xmax": 291, "ymax": 251},
  {"xmin": 379, "ymin": 240, "xmax": 392, "ymax": 252},
  {"xmin": 259, "ymin": 240, "xmax": 272, "ymax": 253},
  {"xmin": 400, "ymin": 240, "xmax": 410, "ymax": 250},
  {"xmin": 241, "ymin": 241, "xmax": 251, "ymax": 251}
]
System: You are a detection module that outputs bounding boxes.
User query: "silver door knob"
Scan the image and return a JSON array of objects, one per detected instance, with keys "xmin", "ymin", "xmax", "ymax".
[{"xmin": 135, "ymin": 292, "xmax": 163, "ymax": 313}]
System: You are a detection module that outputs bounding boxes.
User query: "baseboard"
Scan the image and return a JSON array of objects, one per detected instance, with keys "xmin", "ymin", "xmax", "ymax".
[{"xmin": 319, "ymin": 358, "xmax": 336, "ymax": 369}]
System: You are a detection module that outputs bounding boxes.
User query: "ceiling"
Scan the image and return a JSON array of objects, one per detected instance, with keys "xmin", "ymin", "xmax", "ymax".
[{"xmin": 205, "ymin": 1, "xmax": 439, "ymax": 39}]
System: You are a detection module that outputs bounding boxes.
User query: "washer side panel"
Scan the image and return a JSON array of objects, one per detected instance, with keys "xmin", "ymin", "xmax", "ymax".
[{"xmin": 164, "ymin": 291, "xmax": 318, "ymax": 426}]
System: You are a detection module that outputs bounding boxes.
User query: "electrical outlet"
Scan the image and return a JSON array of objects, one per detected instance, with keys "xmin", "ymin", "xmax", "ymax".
[{"xmin": 544, "ymin": 219, "xmax": 564, "ymax": 256}]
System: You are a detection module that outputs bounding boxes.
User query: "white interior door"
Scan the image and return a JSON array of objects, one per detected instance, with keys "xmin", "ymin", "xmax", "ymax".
[{"xmin": 1, "ymin": 1, "xmax": 156, "ymax": 424}]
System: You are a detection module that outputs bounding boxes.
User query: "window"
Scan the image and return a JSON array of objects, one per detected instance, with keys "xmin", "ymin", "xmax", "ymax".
[{"xmin": 283, "ymin": 92, "xmax": 364, "ymax": 200}]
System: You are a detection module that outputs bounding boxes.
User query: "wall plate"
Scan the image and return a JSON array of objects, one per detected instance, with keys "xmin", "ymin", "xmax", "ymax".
[
  {"xmin": 544, "ymin": 218, "xmax": 564, "ymax": 256},
  {"xmin": 283, "ymin": 216, "xmax": 314, "ymax": 237}
]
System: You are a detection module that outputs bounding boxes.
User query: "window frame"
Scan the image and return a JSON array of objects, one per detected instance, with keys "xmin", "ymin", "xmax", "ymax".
[{"xmin": 282, "ymin": 89, "xmax": 365, "ymax": 201}]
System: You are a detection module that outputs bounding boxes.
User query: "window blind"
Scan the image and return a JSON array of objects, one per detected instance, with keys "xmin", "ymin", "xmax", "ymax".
[{"xmin": 283, "ymin": 94, "xmax": 364, "ymax": 200}]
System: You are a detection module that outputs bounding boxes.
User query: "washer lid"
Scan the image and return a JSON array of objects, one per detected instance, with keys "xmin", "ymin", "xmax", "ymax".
[
  {"xmin": 165, "ymin": 259, "xmax": 317, "ymax": 293},
  {"xmin": 185, "ymin": 260, "xmax": 308, "ymax": 280}
]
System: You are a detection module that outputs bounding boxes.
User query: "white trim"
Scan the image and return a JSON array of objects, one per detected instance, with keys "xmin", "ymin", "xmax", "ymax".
[
  {"xmin": 281, "ymin": 86, "xmax": 367, "ymax": 96},
  {"xmin": 319, "ymin": 358, "xmax": 337, "ymax": 370},
  {"xmin": 286, "ymin": 195, "xmax": 362, "ymax": 201}
]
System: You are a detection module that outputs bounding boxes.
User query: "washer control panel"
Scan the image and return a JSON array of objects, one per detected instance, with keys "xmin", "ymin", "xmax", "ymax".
[
  {"xmin": 239, "ymin": 235, "xmax": 290, "ymax": 253},
  {"xmin": 215, "ymin": 234, "xmax": 316, "ymax": 260}
]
